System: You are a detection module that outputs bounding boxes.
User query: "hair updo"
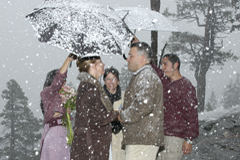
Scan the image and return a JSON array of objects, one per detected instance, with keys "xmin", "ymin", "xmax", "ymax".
[{"xmin": 76, "ymin": 55, "xmax": 101, "ymax": 73}]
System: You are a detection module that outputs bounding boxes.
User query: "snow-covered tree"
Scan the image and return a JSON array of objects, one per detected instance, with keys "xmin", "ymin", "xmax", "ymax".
[
  {"xmin": 119, "ymin": 65, "xmax": 133, "ymax": 91},
  {"xmin": 231, "ymin": 0, "xmax": 240, "ymax": 32},
  {"xmin": 18, "ymin": 106, "xmax": 42, "ymax": 160},
  {"xmin": 0, "ymin": 79, "xmax": 42, "ymax": 160},
  {"xmin": 205, "ymin": 89, "xmax": 217, "ymax": 111},
  {"xmin": 163, "ymin": 0, "xmax": 239, "ymax": 112},
  {"xmin": 221, "ymin": 74, "xmax": 240, "ymax": 109}
]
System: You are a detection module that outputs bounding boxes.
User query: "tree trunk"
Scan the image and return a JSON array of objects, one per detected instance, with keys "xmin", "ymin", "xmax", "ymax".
[
  {"xmin": 150, "ymin": 0, "xmax": 161, "ymax": 65},
  {"xmin": 196, "ymin": 0, "xmax": 214, "ymax": 112},
  {"xmin": 151, "ymin": 31, "xmax": 158, "ymax": 65},
  {"xmin": 10, "ymin": 94, "xmax": 15, "ymax": 160},
  {"xmin": 196, "ymin": 70, "xmax": 207, "ymax": 112}
]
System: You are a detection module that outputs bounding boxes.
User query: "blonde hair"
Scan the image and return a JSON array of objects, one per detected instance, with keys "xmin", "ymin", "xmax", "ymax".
[{"xmin": 76, "ymin": 59, "xmax": 98, "ymax": 73}]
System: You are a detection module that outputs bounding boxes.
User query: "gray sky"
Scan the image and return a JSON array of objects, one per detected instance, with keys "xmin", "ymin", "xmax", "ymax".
[{"xmin": 0, "ymin": 0, "xmax": 240, "ymax": 119}]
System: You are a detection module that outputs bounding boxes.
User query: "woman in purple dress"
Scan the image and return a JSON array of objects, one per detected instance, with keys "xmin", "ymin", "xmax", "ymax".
[{"xmin": 40, "ymin": 54, "xmax": 76, "ymax": 160}]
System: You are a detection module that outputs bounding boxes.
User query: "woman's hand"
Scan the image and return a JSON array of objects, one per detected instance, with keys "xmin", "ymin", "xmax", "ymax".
[
  {"xmin": 53, "ymin": 112, "xmax": 61, "ymax": 118},
  {"xmin": 60, "ymin": 53, "xmax": 77, "ymax": 74},
  {"xmin": 68, "ymin": 53, "xmax": 77, "ymax": 61}
]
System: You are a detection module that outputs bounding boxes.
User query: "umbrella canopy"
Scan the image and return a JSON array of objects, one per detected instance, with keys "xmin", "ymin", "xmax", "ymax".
[
  {"xmin": 115, "ymin": 7, "xmax": 178, "ymax": 32},
  {"xmin": 26, "ymin": 0, "xmax": 133, "ymax": 56}
]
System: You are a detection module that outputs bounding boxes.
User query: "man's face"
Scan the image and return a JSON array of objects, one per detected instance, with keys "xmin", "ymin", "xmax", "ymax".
[
  {"xmin": 127, "ymin": 47, "xmax": 141, "ymax": 72},
  {"xmin": 161, "ymin": 57, "xmax": 175, "ymax": 78}
]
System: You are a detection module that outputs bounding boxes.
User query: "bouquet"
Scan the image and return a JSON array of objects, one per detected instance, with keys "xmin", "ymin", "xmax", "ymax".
[{"xmin": 59, "ymin": 85, "xmax": 76, "ymax": 146}]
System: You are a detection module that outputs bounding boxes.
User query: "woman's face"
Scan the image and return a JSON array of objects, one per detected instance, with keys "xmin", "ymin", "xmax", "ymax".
[
  {"xmin": 104, "ymin": 73, "xmax": 119, "ymax": 93},
  {"xmin": 95, "ymin": 59, "xmax": 105, "ymax": 78}
]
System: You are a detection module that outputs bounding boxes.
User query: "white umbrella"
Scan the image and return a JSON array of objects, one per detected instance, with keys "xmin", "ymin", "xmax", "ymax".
[
  {"xmin": 115, "ymin": 7, "xmax": 178, "ymax": 32},
  {"xmin": 26, "ymin": 0, "xmax": 133, "ymax": 57}
]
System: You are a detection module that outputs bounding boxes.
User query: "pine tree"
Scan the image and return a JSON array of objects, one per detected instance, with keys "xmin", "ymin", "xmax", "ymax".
[
  {"xmin": 222, "ymin": 80, "xmax": 234, "ymax": 109},
  {"xmin": 205, "ymin": 90, "xmax": 217, "ymax": 111},
  {"xmin": 221, "ymin": 74, "xmax": 240, "ymax": 109},
  {"xmin": 18, "ymin": 106, "xmax": 43, "ymax": 160},
  {"xmin": 233, "ymin": 73, "xmax": 240, "ymax": 105},
  {"xmin": 231, "ymin": 0, "xmax": 240, "ymax": 32},
  {"xmin": 0, "ymin": 79, "xmax": 42, "ymax": 160}
]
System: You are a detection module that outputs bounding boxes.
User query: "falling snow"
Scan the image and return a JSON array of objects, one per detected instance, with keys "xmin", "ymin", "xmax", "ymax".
[{"xmin": 0, "ymin": 0, "xmax": 240, "ymax": 159}]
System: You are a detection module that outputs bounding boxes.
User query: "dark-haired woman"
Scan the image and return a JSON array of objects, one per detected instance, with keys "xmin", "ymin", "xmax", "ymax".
[
  {"xmin": 40, "ymin": 54, "xmax": 76, "ymax": 160},
  {"xmin": 103, "ymin": 67, "xmax": 125, "ymax": 160},
  {"xmin": 71, "ymin": 54, "xmax": 119, "ymax": 160}
]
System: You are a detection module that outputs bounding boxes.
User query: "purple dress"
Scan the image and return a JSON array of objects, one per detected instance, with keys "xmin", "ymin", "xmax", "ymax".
[{"xmin": 40, "ymin": 70, "xmax": 70, "ymax": 160}]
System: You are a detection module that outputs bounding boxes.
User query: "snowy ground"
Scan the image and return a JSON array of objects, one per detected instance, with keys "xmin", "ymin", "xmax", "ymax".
[
  {"xmin": 185, "ymin": 105, "xmax": 240, "ymax": 160},
  {"xmin": 199, "ymin": 105, "xmax": 240, "ymax": 121}
]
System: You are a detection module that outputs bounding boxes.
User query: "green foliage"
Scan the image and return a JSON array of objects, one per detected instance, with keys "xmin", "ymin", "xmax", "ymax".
[
  {"xmin": 221, "ymin": 74, "xmax": 240, "ymax": 109},
  {"xmin": 59, "ymin": 85, "xmax": 76, "ymax": 146},
  {"xmin": 0, "ymin": 79, "xmax": 42, "ymax": 160}
]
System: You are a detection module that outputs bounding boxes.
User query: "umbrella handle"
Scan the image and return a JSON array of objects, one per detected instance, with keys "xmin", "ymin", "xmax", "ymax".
[
  {"xmin": 68, "ymin": 53, "xmax": 77, "ymax": 60},
  {"xmin": 68, "ymin": 53, "xmax": 77, "ymax": 68},
  {"xmin": 123, "ymin": 54, "xmax": 127, "ymax": 60},
  {"xmin": 158, "ymin": 43, "xmax": 168, "ymax": 68}
]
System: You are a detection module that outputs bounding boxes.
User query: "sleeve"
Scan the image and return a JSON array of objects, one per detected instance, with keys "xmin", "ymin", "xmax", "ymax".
[
  {"xmin": 182, "ymin": 84, "xmax": 199, "ymax": 141},
  {"xmin": 80, "ymin": 85, "xmax": 119, "ymax": 127},
  {"xmin": 41, "ymin": 70, "xmax": 67, "ymax": 100},
  {"xmin": 151, "ymin": 63, "xmax": 169, "ymax": 84},
  {"xmin": 151, "ymin": 63, "xmax": 164, "ymax": 78},
  {"xmin": 120, "ymin": 73, "xmax": 161, "ymax": 124}
]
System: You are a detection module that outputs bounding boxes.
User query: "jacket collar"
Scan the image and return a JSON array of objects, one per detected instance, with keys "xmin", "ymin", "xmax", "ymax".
[
  {"xmin": 77, "ymin": 72, "xmax": 113, "ymax": 112},
  {"xmin": 133, "ymin": 64, "xmax": 151, "ymax": 75}
]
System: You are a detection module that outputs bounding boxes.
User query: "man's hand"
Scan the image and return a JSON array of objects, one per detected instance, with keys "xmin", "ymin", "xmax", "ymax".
[
  {"xmin": 182, "ymin": 141, "xmax": 192, "ymax": 155},
  {"xmin": 128, "ymin": 36, "xmax": 140, "ymax": 47},
  {"xmin": 132, "ymin": 36, "xmax": 139, "ymax": 44},
  {"xmin": 117, "ymin": 110, "xmax": 124, "ymax": 123}
]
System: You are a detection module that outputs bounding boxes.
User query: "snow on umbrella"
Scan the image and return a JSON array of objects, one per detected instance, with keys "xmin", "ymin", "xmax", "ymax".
[
  {"xmin": 115, "ymin": 7, "xmax": 178, "ymax": 32},
  {"xmin": 26, "ymin": 0, "xmax": 133, "ymax": 56}
]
